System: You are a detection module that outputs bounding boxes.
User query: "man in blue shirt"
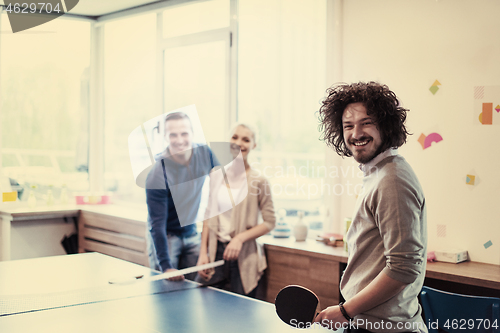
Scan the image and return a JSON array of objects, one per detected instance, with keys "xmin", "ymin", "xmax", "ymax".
[{"xmin": 146, "ymin": 112, "xmax": 218, "ymax": 280}]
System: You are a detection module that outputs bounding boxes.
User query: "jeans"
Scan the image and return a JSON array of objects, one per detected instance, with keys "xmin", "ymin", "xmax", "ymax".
[
  {"xmin": 147, "ymin": 232, "xmax": 200, "ymax": 281},
  {"xmin": 195, "ymin": 240, "xmax": 258, "ymax": 298}
]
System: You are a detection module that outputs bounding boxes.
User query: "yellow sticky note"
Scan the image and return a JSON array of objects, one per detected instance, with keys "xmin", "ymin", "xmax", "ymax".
[
  {"xmin": 466, "ymin": 174, "xmax": 475, "ymax": 185},
  {"xmin": 2, "ymin": 191, "xmax": 17, "ymax": 202}
]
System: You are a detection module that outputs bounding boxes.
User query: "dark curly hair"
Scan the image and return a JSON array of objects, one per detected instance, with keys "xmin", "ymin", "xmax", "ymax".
[{"xmin": 318, "ymin": 81, "xmax": 410, "ymax": 157}]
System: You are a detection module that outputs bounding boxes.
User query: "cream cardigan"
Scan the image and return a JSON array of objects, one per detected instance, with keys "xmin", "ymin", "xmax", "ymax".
[{"xmin": 204, "ymin": 167, "xmax": 276, "ymax": 294}]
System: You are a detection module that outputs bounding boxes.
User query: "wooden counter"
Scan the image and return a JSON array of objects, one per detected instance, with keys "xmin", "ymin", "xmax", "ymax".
[
  {"xmin": 425, "ymin": 260, "xmax": 500, "ymax": 298},
  {"xmin": 77, "ymin": 205, "xmax": 149, "ymax": 266},
  {"xmin": 2, "ymin": 205, "xmax": 500, "ymax": 304},
  {"xmin": 0, "ymin": 205, "xmax": 80, "ymax": 221},
  {"xmin": 259, "ymin": 235, "xmax": 347, "ymax": 309},
  {"xmin": 0, "ymin": 205, "xmax": 80, "ymax": 261},
  {"xmin": 426, "ymin": 260, "xmax": 500, "ymax": 290},
  {"xmin": 0, "ymin": 204, "xmax": 148, "ymax": 264},
  {"xmin": 262, "ymin": 235, "xmax": 500, "ymax": 304},
  {"xmin": 261, "ymin": 235, "xmax": 348, "ymax": 263}
]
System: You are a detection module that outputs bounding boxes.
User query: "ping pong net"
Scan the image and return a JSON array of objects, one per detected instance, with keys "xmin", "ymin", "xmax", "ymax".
[{"xmin": 0, "ymin": 276, "xmax": 198, "ymax": 317}]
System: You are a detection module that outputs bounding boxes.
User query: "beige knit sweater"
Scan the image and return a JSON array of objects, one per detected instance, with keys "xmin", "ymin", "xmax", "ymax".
[
  {"xmin": 204, "ymin": 167, "xmax": 276, "ymax": 294},
  {"xmin": 341, "ymin": 151, "xmax": 427, "ymax": 333}
]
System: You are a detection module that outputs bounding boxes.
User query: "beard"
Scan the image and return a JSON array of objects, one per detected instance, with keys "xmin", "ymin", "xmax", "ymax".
[{"xmin": 349, "ymin": 138, "xmax": 384, "ymax": 164}]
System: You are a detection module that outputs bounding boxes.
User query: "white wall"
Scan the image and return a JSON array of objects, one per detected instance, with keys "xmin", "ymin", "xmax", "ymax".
[{"xmin": 332, "ymin": 0, "xmax": 500, "ymax": 265}]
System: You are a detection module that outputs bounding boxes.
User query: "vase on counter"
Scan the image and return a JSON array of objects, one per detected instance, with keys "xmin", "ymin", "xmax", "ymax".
[
  {"xmin": 27, "ymin": 185, "xmax": 37, "ymax": 208},
  {"xmin": 60, "ymin": 184, "xmax": 69, "ymax": 205},
  {"xmin": 293, "ymin": 211, "xmax": 308, "ymax": 241},
  {"xmin": 46, "ymin": 185, "xmax": 54, "ymax": 206}
]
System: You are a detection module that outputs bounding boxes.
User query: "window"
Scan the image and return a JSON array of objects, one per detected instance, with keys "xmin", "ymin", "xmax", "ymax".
[
  {"xmin": 105, "ymin": 1, "xmax": 233, "ymax": 205},
  {"xmin": 238, "ymin": 0, "xmax": 328, "ymax": 234},
  {"xmin": 0, "ymin": 15, "xmax": 90, "ymax": 202},
  {"xmin": 103, "ymin": 13, "xmax": 157, "ymax": 205},
  {"xmin": 163, "ymin": 39, "xmax": 229, "ymax": 143}
]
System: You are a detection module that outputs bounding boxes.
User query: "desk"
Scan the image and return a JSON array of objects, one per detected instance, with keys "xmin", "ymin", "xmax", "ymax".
[
  {"xmin": 262, "ymin": 235, "xmax": 500, "ymax": 300},
  {"xmin": 0, "ymin": 205, "xmax": 79, "ymax": 261},
  {"xmin": 0, "ymin": 205, "xmax": 147, "ymax": 263},
  {"xmin": 425, "ymin": 261, "xmax": 500, "ymax": 298},
  {"xmin": 0, "ymin": 253, "xmax": 331, "ymax": 333}
]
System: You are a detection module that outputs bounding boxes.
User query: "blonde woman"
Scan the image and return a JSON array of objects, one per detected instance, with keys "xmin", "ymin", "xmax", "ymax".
[{"xmin": 196, "ymin": 124, "xmax": 275, "ymax": 297}]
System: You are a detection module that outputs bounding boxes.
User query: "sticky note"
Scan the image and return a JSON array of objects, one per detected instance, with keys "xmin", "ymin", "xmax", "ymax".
[
  {"xmin": 466, "ymin": 174, "xmax": 475, "ymax": 185},
  {"xmin": 479, "ymin": 103, "xmax": 493, "ymax": 125},
  {"xmin": 437, "ymin": 224, "xmax": 446, "ymax": 238},
  {"xmin": 429, "ymin": 85, "xmax": 439, "ymax": 95},
  {"xmin": 419, "ymin": 132, "xmax": 443, "ymax": 149},
  {"xmin": 429, "ymin": 80, "xmax": 441, "ymax": 95},
  {"xmin": 417, "ymin": 133, "xmax": 426, "ymax": 149},
  {"xmin": 474, "ymin": 86, "xmax": 500, "ymax": 126},
  {"xmin": 484, "ymin": 240, "xmax": 493, "ymax": 249},
  {"xmin": 474, "ymin": 86, "xmax": 485, "ymax": 99},
  {"xmin": 2, "ymin": 191, "xmax": 17, "ymax": 202}
]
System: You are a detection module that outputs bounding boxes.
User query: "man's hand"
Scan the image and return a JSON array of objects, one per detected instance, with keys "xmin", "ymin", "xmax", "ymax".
[
  {"xmin": 196, "ymin": 253, "xmax": 212, "ymax": 280},
  {"xmin": 164, "ymin": 268, "xmax": 185, "ymax": 281},
  {"xmin": 223, "ymin": 236, "xmax": 243, "ymax": 261},
  {"xmin": 314, "ymin": 305, "xmax": 349, "ymax": 329}
]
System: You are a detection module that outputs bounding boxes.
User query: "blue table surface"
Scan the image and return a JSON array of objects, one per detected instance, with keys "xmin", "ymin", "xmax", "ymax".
[{"xmin": 0, "ymin": 253, "xmax": 335, "ymax": 333}]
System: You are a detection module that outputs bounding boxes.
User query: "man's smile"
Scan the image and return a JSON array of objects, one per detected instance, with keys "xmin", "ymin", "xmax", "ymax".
[
  {"xmin": 350, "ymin": 137, "xmax": 372, "ymax": 150},
  {"xmin": 353, "ymin": 140, "xmax": 370, "ymax": 147}
]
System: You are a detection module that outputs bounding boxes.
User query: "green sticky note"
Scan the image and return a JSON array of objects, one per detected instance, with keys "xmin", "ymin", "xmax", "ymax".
[
  {"xmin": 429, "ymin": 85, "xmax": 439, "ymax": 95},
  {"xmin": 484, "ymin": 240, "xmax": 493, "ymax": 249}
]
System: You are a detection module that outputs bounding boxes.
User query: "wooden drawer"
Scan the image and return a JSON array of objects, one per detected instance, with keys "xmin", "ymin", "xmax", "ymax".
[{"xmin": 78, "ymin": 211, "xmax": 149, "ymax": 267}]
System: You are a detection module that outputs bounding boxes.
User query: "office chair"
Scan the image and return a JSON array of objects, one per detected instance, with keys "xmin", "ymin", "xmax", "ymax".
[{"xmin": 420, "ymin": 286, "xmax": 500, "ymax": 333}]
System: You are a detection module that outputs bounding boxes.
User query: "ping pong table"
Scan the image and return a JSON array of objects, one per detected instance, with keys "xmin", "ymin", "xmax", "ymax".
[{"xmin": 0, "ymin": 253, "xmax": 330, "ymax": 332}]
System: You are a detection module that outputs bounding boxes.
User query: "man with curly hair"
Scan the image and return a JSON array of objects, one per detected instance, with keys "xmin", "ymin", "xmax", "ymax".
[{"xmin": 315, "ymin": 82, "xmax": 427, "ymax": 333}]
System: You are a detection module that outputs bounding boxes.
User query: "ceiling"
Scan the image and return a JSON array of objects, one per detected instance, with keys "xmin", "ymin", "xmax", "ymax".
[{"xmin": 65, "ymin": 0, "xmax": 163, "ymax": 18}]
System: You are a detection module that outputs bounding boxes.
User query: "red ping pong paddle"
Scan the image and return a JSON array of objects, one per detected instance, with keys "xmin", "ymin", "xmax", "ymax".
[{"xmin": 275, "ymin": 285, "xmax": 321, "ymax": 326}]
